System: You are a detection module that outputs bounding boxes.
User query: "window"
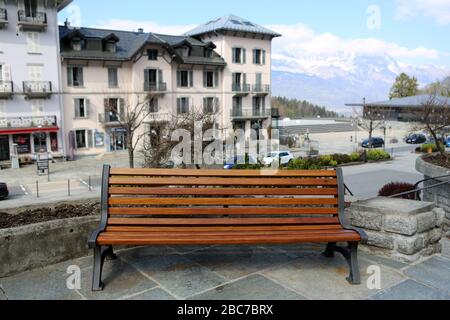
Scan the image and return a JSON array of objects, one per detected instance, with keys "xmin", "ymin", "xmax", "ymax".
[
  {"xmin": 50, "ymin": 132, "xmax": 58, "ymax": 152},
  {"xmin": 177, "ymin": 97, "xmax": 189, "ymax": 114},
  {"xmin": 147, "ymin": 49, "xmax": 158, "ymax": 60},
  {"xmin": 232, "ymin": 97, "xmax": 242, "ymax": 116},
  {"xmin": 67, "ymin": 66, "xmax": 84, "ymax": 87},
  {"xmin": 74, "ymin": 98, "xmax": 88, "ymax": 118},
  {"xmin": 72, "ymin": 40, "xmax": 82, "ymax": 51},
  {"xmin": 0, "ymin": 64, "xmax": 10, "ymax": 82},
  {"xmin": 232, "ymin": 47, "xmax": 246, "ymax": 64},
  {"xmin": 0, "ymin": 100, "xmax": 5, "ymax": 117},
  {"xmin": 232, "ymin": 73, "xmax": 246, "ymax": 90},
  {"xmin": 105, "ymin": 42, "xmax": 116, "ymax": 53},
  {"xmin": 28, "ymin": 65, "xmax": 42, "ymax": 82},
  {"xmin": 204, "ymin": 48, "xmax": 213, "ymax": 58},
  {"xmin": 26, "ymin": 32, "xmax": 40, "ymax": 53},
  {"xmin": 33, "ymin": 132, "xmax": 47, "ymax": 153},
  {"xmin": 104, "ymin": 98, "xmax": 124, "ymax": 122},
  {"xmin": 252, "ymin": 96, "xmax": 266, "ymax": 115},
  {"xmin": 108, "ymin": 68, "xmax": 118, "ymax": 88},
  {"xmin": 148, "ymin": 98, "xmax": 158, "ymax": 113},
  {"xmin": 75, "ymin": 130, "xmax": 87, "ymax": 149},
  {"xmin": 24, "ymin": 0, "xmax": 37, "ymax": 17},
  {"xmin": 203, "ymin": 97, "xmax": 218, "ymax": 114},
  {"xmin": 253, "ymin": 49, "xmax": 266, "ymax": 65},
  {"xmin": 177, "ymin": 70, "xmax": 193, "ymax": 88},
  {"xmin": 13, "ymin": 134, "xmax": 31, "ymax": 154},
  {"xmin": 203, "ymin": 71, "xmax": 218, "ymax": 88},
  {"xmin": 31, "ymin": 100, "xmax": 43, "ymax": 115}
]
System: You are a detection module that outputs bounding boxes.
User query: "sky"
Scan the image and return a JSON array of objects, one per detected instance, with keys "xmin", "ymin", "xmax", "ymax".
[{"xmin": 59, "ymin": 0, "xmax": 450, "ymax": 70}]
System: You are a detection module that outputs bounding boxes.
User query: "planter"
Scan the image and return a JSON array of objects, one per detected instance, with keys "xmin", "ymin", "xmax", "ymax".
[{"xmin": 416, "ymin": 155, "xmax": 450, "ymax": 237}]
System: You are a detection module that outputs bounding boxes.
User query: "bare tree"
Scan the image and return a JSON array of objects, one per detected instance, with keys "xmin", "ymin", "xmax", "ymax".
[
  {"xmin": 412, "ymin": 94, "xmax": 450, "ymax": 164},
  {"xmin": 142, "ymin": 107, "xmax": 220, "ymax": 168},
  {"xmin": 353, "ymin": 102, "xmax": 388, "ymax": 148},
  {"xmin": 110, "ymin": 94, "xmax": 155, "ymax": 168}
]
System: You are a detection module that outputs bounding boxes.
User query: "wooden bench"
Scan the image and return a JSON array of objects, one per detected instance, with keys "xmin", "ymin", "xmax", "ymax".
[{"xmin": 89, "ymin": 165, "xmax": 367, "ymax": 291}]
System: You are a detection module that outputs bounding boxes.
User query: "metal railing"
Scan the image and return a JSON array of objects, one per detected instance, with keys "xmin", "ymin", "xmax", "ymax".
[
  {"xmin": 0, "ymin": 8, "xmax": 7, "ymax": 21},
  {"xmin": 232, "ymin": 83, "xmax": 251, "ymax": 93},
  {"xmin": 0, "ymin": 81, "xmax": 13, "ymax": 93},
  {"xmin": 23, "ymin": 81, "xmax": 52, "ymax": 94},
  {"xmin": 252, "ymin": 84, "xmax": 270, "ymax": 94},
  {"xmin": 17, "ymin": 10, "xmax": 47, "ymax": 24},
  {"xmin": 98, "ymin": 113, "xmax": 123, "ymax": 123},
  {"xmin": 230, "ymin": 109, "xmax": 271, "ymax": 119},
  {"xmin": 389, "ymin": 174, "xmax": 450, "ymax": 201},
  {"xmin": 144, "ymin": 82, "xmax": 167, "ymax": 92}
]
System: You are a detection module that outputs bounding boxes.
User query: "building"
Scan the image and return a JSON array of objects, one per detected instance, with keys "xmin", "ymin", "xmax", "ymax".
[
  {"xmin": 0, "ymin": 0, "xmax": 71, "ymax": 163},
  {"xmin": 346, "ymin": 95, "xmax": 450, "ymax": 122},
  {"xmin": 59, "ymin": 14, "xmax": 281, "ymax": 157}
]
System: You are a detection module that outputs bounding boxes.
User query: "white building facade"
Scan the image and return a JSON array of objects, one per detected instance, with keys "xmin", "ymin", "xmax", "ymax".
[{"xmin": 0, "ymin": 0, "xmax": 71, "ymax": 163}]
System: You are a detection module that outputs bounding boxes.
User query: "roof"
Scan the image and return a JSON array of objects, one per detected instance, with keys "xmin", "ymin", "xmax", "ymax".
[
  {"xmin": 346, "ymin": 95, "xmax": 450, "ymax": 108},
  {"xmin": 184, "ymin": 14, "xmax": 281, "ymax": 38},
  {"xmin": 59, "ymin": 26, "xmax": 226, "ymax": 66}
]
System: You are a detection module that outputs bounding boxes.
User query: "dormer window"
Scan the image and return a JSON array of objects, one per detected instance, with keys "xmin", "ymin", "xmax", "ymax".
[
  {"xmin": 204, "ymin": 48, "xmax": 213, "ymax": 58},
  {"xmin": 72, "ymin": 40, "xmax": 81, "ymax": 51},
  {"xmin": 105, "ymin": 42, "xmax": 116, "ymax": 53}
]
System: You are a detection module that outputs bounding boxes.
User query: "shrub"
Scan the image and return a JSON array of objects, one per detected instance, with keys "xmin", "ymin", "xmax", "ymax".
[
  {"xmin": 378, "ymin": 182, "xmax": 417, "ymax": 200},
  {"xmin": 350, "ymin": 152, "xmax": 361, "ymax": 162},
  {"xmin": 367, "ymin": 150, "xmax": 391, "ymax": 161},
  {"xmin": 330, "ymin": 153, "xmax": 352, "ymax": 164},
  {"xmin": 420, "ymin": 143, "xmax": 444, "ymax": 153}
]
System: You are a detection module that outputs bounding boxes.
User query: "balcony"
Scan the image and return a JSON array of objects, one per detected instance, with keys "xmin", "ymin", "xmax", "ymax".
[
  {"xmin": 252, "ymin": 84, "xmax": 270, "ymax": 96},
  {"xmin": 17, "ymin": 10, "xmax": 47, "ymax": 31},
  {"xmin": 0, "ymin": 8, "xmax": 7, "ymax": 28},
  {"xmin": 144, "ymin": 82, "xmax": 167, "ymax": 95},
  {"xmin": 23, "ymin": 81, "xmax": 52, "ymax": 99},
  {"xmin": 271, "ymin": 107, "xmax": 281, "ymax": 119},
  {"xmin": 98, "ymin": 113, "xmax": 123, "ymax": 125},
  {"xmin": 0, "ymin": 81, "xmax": 13, "ymax": 99},
  {"xmin": 230, "ymin": 109, "xmax": 271, "ymax": 120},
  {"xmin": 0, "ymin": 116, "xmax": 57, "ymax": 130},
  {"xmin": 146, "ymin": 113, "xmax": 171, "ymax": 122},
  {"xmin": 232, "ymin": 83, "xmax": 251, "ymax": 96}
]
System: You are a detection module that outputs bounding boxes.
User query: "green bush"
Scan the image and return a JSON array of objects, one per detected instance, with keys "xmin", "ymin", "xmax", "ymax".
[
  {"xmin": 350, "ymin": 152, "xmax": 362, "ymax": 162},
  {"xmin": 367, "ymin": 150, "xmax": 391, "ymax": 161},
  {"xmin": 420, "ymin": 143, "xmax": 444, "ymax": 153},
  {"xmin": 330, "ymin": 153, "xmax": 352, "ymax": 164}
]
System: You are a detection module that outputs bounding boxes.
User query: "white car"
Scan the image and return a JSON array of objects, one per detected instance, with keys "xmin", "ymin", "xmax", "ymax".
[{"xmin": 263, "ymin": 151, "xmax": 294, "ymax": 166}]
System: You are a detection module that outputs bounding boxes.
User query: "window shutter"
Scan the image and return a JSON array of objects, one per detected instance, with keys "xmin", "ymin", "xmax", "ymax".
[
  {"xmin": 243, "ymin": 73, "xmax": 247, "ymax": 85},
  {"xmin": 85, "ymin": 98, "xmax": 90, "ymax": 117},
  {"xmin": 203, "ymin": 97, "xmax": 207, "ymax": 113},
  {"xmin": 87, "ymin": 130, "xmax": 93, "ymax": 148},
  {"xmin": 158, "ymin": 69, "xmax": 163, "ymax": 83},
  {"xmin": 74, "ymin": 99, "xmax": 80, "ymax": 118},
  {"xmin": 242, "ymin": 48, "xmax": 246, "ymax": 64},
  {"xmin": 67, "ymin": 66, "xmax": 73, "ymax": 86},
  {"xmin": 203, "ymin": 71, "xmax": 207, "ymax": 88},
  {"xmin": 263, "ymin": 50, "xmax": 266, "ymax": 65},
  {"xmin": 214, "ymin": 71, "xmax": 219, "ymax": 88},
  {"xmin": 189, "ymin": 70, "xmax": 193, "ymax": 87},
  {"xmin": 108, "ymin": 68, "xmax": 113, "ymax": 87},
  {"xmin": 177, "ymin": 98, "xmax": 181, "ymax": 114},
  {"xmin": 119, "ymin": 98, "xmax": 125, "ymax": 120},
  {"xmin": 144, "ymin": 69, "xmax": 150, "ymax": 84},
  {"xmin": 78, "ymin": 67, "xmax": 84, "ymax": 86},
  {"xmin": 2, "ymin": 65, "xmax": 11, "ymax": 81},
  {"xmin": 253, "ymin": 49, "xmax": 256, "ymax": 64},
  {"xmin": 262, "ymin": 97, "xmax": 266, "ymax": 111},
  {"xmin": 176, "ymin": 70, "xmax": 181, "ymax": 87},
  {"xmin": 252, "ymin": 97, "xmax": 256, "ymax": 112},
  {"xmin": 214, "ymin": 97, "xmax": 219, "ymax": 113},
  {"xmin": 232, "ymin": 48, "xmax": 236, "ymax": 63}
]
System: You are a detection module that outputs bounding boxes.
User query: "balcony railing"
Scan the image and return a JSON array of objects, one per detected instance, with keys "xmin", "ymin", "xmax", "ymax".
[
  {"xmin": 23, "ymin": 81, "xmax": 52, "ymax": 99},
  {"xmin": 252, "ymin": 84, "xmax": 270, "ymax": 95},
  {"xmin": 98, "ymin": 113, "xmax": 123, "ymax": 124},
  {"xmin": 0, "ymin": 81, "xmax": 13, "ymax": 99},
  {"xmin": 144, "ymin": 82, "xmax": 167, "ymax": 93},
  {"xmin": 0, "ymin": 116, "xmax": 57, "ymax": 129},
  {"xmin": 232, "ymin": 83, "xmax": 251, "ymax": 95},
  {"xmin": 147, "ymin": 113, "xmax": 171, "ymax": 122},
  {"xmin": 17, "ymin": 10, "xmax": 47, "ymax": 31},
  {"xmin": 0, "ymin": 8, "xmax": 7, "ymax": 27},
  {"xmin": 230, "ymin": 109, "xmax": 271, "ymax": 119}
]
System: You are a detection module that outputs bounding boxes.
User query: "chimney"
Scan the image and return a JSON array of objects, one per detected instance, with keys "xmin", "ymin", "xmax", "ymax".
[
  {"xmin": 64, "ymin": 18, "xmax": 70, "ymax": 28},
  {"xmin": 138, "ymin": 28, "xmax": 144, "ymax": 33}
]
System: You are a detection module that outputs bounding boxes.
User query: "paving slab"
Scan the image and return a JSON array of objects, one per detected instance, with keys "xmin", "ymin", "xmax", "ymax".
[
  {"xmin": 370, "ymin": 279, "xmax": 450, "ymax": 300},
  {"xmin": 190, "ymin": 274, "xmax": 307, "ymax": 300},
  {"xmin": 185, "ymin": 245, "xmax": 295, "ymax": 280},
  {"xmin": 77, "ymin": 257, "xmax": 158, "ymax": 300},
  {"xmin": 359, "ymin": 251, "xmax": 408, "ymax": 270},
  {"xmin": 121, "ymin": 287, "xmax": 176, "ymax": 300},
  {"xmin": 404, "ymin": 256, "xmax": 450, "ymax": 293},
  {"xmin": 121, "ymin": 247, "xmax": 227, "ymax": 299},
  {"xmin": 441, "ymin": 238, "xmax": 450, "ymax": 258},
  {"xmin": 261, "ymin": 255, "xmax": 406, "ymax": 300}
]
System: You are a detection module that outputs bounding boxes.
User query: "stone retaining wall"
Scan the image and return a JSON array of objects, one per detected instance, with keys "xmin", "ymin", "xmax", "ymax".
[
  {"xmin": 348, "ymin": 197, "xmax": 445, "ymax": 263},
  {"xmin": 416, "ymin": 155, "xmax": 450, "ymax": 237}
]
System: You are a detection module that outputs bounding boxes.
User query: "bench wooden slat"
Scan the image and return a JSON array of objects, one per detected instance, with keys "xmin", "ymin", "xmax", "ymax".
[
  {"xmin": 108, "ymin": 197, "xmax": 339, "ymax": 206},
  {"xmin": 108, "ymin": 207, "xmax": 339, "ymax": 216},
  {"xmin": 108, "ymin": 187, "xmax": 338, "ymax": 196},
  {"xmin": 110, "ymin": 168, "xmax": 337, "ymax": 177},
  {"xmin": 105, "ymin": 224, "xmax": 344, "ymax": 232},
  {"xmin": 109, "ymin": 177, "xmax": 338, "ymax": 186},
  {"xmin": 108, "ymin": 217, "xmax": 340, "ymax": 226}
]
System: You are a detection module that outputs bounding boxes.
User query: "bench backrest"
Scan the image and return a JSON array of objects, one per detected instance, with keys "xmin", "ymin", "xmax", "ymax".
[{"xmin": 101, "ymin": 165, "xmax": 346, "ymax": 229}]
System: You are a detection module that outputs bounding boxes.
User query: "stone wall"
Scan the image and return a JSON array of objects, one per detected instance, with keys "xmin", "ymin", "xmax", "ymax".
[
  {"xmin": 348, "ymin": 197, "xmax": 445, "ymax": 263},
  {"xmin": 416, "ymin": 156, "xmax": 450, "ymax": 237}
]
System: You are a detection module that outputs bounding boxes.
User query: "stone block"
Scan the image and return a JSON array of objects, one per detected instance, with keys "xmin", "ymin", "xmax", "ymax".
[
  {"xmin": 433, "ymin": 208, "xmax": 445, "ymax": 227},
  {"xmin": 396, "ymin": 235, "xmax": 424, "ymax": 255},
  {"xmin": 416, "ymin": 212, "xmax": 437, "ymax": 233},
  {"xmin": 350, "ymin": 210, "xmax": 382, "ymax": 231},
  {"xmin": 422, "ymin": 228, "xmax": 442, "ymax": 246},
  {"xmin": 384, "ymin": 215, "xmax": 417, "ymax": 236},
  {"xmin": 366, "ymin": 231, "xmax": 395, "ymax": 250}
]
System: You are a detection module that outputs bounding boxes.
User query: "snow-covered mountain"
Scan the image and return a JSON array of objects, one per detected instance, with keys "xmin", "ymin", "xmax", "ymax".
[{"xmin": 271, "ymin": 52, "xmax": 450, "ymax": 112}]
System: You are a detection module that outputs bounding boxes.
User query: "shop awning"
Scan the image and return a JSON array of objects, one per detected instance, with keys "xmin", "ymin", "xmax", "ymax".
[{"xmin": 0, "ymin": 127, "xmax": 59, "ymax": 135}]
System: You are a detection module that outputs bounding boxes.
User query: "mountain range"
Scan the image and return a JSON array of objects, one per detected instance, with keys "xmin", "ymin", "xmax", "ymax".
[{"xmin": 271, "ymin": 52, "xmax": 450, "ymax": 113}]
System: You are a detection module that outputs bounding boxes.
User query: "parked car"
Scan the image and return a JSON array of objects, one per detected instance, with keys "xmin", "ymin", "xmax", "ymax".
[
  {"xmin": 445, "ymin": 137, "xmax": 450, "ymax": 148},
  {"xmin": 0, "ymin": 182, "xmax": 9, "ymax": 200},
  {"xmin": 223, "ymin": 155, "xmax": 257, "ymax": 169},
  {"xmin": 263, "ymin": 151, "xmax": 294, "ymax": 166},
  {"xmin": 405, "ymin": 133, "xmax": 427, "ymax": 144},
  {"xmin": 361, "ymin": 137, "xmax": 385, "ymax": 149}
]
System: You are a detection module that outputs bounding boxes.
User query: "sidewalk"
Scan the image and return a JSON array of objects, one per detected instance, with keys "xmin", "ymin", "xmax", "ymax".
[{"xmin": 1, "ymin": 239, "xmax": 449, "ymax": 300}]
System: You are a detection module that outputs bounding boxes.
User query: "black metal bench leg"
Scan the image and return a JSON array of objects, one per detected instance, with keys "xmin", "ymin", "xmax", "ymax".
[
  {"xmin": 347, "ymin": 242, "xmax": 361, "ymax": 285},
  {"xmin": 322, "ymin": 242, "xmax": 336, "ymax": 258},
  {"xmin": 92, "ymin": 246, "xmax": 105, "ymax": 291},
  {"xmin": 105, "ymin": 246, "xmax": 117, "ymax": 261}
]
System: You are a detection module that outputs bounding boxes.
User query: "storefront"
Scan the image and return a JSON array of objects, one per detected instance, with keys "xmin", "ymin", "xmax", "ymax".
[{"xmin": 108, "ymin": 127, "xmax": 127, "ymax": 152}]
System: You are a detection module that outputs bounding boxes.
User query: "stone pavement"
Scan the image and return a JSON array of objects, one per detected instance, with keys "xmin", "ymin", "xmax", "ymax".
[{"xmin": 1, "ymin": 239, "xmax": 449, "ymax": 300}]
